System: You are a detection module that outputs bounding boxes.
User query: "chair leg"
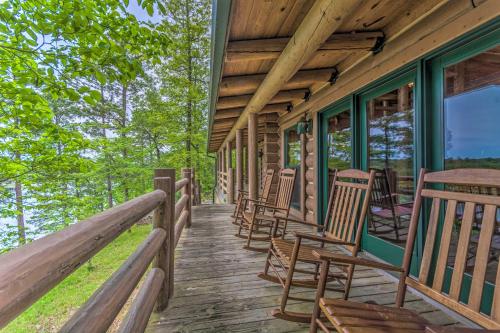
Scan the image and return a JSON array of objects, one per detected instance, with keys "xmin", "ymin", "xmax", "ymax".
[
  {"xmin": 246, "ymin": 210, "xmax": 258, "ymax": 248},
  {"xmin": 263, "ymin": 242, "xmax": 273, "ymax": 275},
  {"xmin": 342, "ymin": 264, "xmax": 355, "ymax": 300},
  {"xmin": 280, "ymin": 237, "xmax": 302, "ymax": 312},
  {"xmin": 309, "ymin": 259, "xmax": 330, "ymax": 333}
]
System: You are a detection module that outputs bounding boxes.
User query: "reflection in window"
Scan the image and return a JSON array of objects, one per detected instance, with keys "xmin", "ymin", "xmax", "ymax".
[
  {"xmin": 327, "ymin": 110, "xmax": 351, "ymax": 185},
  {"xmin": 286, "ymin": 129, "xmax": 301, "ymax": 167},
  {"xmin": 286, "ymin": 128, "xmax": 301, "ymax": 210},
  {"xmin": 443, "ymin": 45, "xmax": 500, "ymax": 285},
  {"xmin": 367, "ymin": 83, "xmax": 415, "ymax": 247}
]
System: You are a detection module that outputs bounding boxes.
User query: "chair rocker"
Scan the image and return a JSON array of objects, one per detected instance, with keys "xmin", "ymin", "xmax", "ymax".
[
  {"xmin": 236, "ymin": 168, "xmax": 296, "ymax": 253},
  {"xmin": 311, "ymin": 168, "xmax": 500, "ymax": 333},
  {"xmin": 231, "ymin": 169, "xmax": 275, "ymax": 227},
  {"xmin": 260, "ymin": 169, "xmax": 376, "ymax": 323}
]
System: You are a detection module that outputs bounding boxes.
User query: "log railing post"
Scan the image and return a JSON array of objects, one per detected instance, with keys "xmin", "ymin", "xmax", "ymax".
[
  {"xmin": 153, "ymin": 168, "xmax": 175, "ymax": 307},
  {"xmin": 191, "ymin": 169, "xmax": 197, "ymax": 206},
  {"xmin": 182, "ymin": 168, "xmax": 192, "ymax": 228}
]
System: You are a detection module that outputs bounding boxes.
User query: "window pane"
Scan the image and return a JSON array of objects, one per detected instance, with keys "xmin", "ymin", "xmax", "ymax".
[
  {"xmin": 443, "ymin": 45, "xmax": 500, "ymax": 286},
  {"xmin": 286, "ymin": 129, "xmax": 301, "ymax": 166},
  {"xmin": 327, "ymin": 110, "xmax": 351, "ymax": 185},
  {"xmin": 367, "ymin": 83, "xmax": 415, "ymax": 247},
  {"xmin": 286, "ymin": 128, "xmax": 301, "ymax": 210}
]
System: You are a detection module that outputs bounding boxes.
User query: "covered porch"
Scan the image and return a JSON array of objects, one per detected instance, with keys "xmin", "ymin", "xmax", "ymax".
[{"xmin": 147, "ymin": 204, "xmax": 464, "ymax": 332}]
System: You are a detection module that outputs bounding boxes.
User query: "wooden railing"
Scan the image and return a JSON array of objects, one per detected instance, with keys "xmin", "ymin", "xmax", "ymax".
[{"xmin": 0, "ymin": 167, "xmax": 197, "ymax": 333}]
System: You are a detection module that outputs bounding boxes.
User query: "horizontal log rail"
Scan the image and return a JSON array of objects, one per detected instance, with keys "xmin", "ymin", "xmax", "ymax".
[{"xmin": 0, "ymin": 167, "xmax": 198, "ymax": 333}]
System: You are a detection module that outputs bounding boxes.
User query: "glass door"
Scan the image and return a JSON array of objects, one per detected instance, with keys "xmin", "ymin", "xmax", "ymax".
[
  {"xmin": 430, "ymin": 29, "xmax": 500, "ymax": 314},
  {"xmin": 319, "ymin": 100, "xmax": 352, "ymax": 224},
  {"xmin": 360, "ymin": 73, "xmax": 418, "ymax": 266}
]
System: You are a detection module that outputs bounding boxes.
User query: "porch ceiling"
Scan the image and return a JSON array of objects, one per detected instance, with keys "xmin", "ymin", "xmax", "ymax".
[{"xmin": 207, "ymin": 0, "xmax": 446, "ymax": 152}]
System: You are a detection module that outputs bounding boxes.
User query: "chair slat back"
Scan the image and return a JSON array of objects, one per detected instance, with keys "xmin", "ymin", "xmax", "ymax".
[
  {"xmin": 324, "ymin": 169, "xmax": 376, "ymax": 252},
  {"xmin": 261, "ymin": 169, "xmax": 275, "ymax": 203},
  {"xmin": 274, "ymin": 169, "xmax": 297, "ymax": 212},
  {"xmin": 398, "ymin": 168, "xmax": 500, "ymax": 329}
]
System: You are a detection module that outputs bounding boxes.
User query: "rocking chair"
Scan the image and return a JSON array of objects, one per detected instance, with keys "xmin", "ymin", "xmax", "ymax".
[
  {"xmin": 260, "ymin": 168, "xmax": 376, "ymax": 323},
  {"xmin": 310, "ymin": 168, "xmax": 500, "ymax": 332},
  {"xmin": 231, "ymin": 169, "xmax": 275, "ymax": 226},
  {"xmin": 236, "ymin": 168, "xmax": 297, "ymax": 252}
]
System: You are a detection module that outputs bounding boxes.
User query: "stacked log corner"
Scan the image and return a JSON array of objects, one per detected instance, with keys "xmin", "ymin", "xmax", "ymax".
[{"xmin": 261, "ymin": 113, "xmax": 280, "ymax": 202}]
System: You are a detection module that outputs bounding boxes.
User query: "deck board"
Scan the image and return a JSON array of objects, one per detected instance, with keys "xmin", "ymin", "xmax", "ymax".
[{"xmin": 147, "ymin": 204, "xmax": 465, "ymax": 332}]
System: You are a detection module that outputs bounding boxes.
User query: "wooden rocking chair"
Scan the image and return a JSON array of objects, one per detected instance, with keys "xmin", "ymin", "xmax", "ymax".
[
  {"xmin": 310, "ymin": 168, "xmax": 500, "ymax": 333},
  {"xmin": 260, "ymin": 169, "xmax": 376, "ymax": 323},
  {"xmin": 236, "ymin": 168, "xmax": 296, "ymax": 252},
  {"xmin": 231, "ymin": 169, "xmax": 275, "ymax": 226}
]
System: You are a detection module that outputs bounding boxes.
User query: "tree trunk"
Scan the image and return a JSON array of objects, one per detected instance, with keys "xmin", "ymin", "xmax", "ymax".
[
  {"xmin": 100, "ymin": 84, "xmax": 113, "ymax": 208},
  {"xmin": 121, "ymin": 83, "xmax": 129, "ymax": 202},
  {"xmin": 14, "ymin": 155, "xmax": 26, "ymax": 245},
  {"xmin": 185, "ymin": 0, "xmax": 193, "ymax": 168}
]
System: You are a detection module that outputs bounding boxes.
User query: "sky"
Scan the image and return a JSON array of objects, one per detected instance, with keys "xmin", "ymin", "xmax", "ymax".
[
  {"xmin": 445, "ymin": 85, "xmax": 500, "ymax": 159},
  {"xmin": 126, "ymin": 0, "xmax": 163, "ymax": 24}
]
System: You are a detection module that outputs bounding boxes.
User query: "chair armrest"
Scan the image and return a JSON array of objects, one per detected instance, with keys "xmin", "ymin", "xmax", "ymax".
[
  {"xmin": 280, "ymin": 218, "xmax": 326, "ymax": 229},
  {"xmin": 312, "ymin": 250, "xmax": 403, "ymax": 272},
  {"xmin": 244, "ymin": 197, "xmax": 264, "ymax": 204},
  {"xmin": 254, "ymin": 203, "xmax": 287, "ymax": 212},
  {"xmin": 294, "ymin": 232, "xmax": 352, "ymax": 245}
]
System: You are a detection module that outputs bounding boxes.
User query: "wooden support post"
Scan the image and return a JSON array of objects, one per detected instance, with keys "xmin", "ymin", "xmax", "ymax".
[
  {"xmin": 300, "ymin": 132, "xmax": 307, "ymax": 218},
  {"xmin": 236, "ymin": 129, "xmax": 243, "ymax": 195},
  {"xmin": 182, "ymin": 168, "xmax": 192, "ymax": 228},
  {"xmin": 248, "ymin": 113, "xmax": 258, "ymax": 201},
  {"xmin": 226, "ymin": 142, "xmax": 233, "ymax": 203},
  {"xmin": 153, "ymin": 168, "xmax": 175, "ymax": 309},
  {"xmin": 227, "ymin": 168, "xmax": 234, "ymax": 204}
]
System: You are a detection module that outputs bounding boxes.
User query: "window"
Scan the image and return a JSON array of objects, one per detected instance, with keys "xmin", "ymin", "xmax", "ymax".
[
  {"xmin": 327, "ymin": 110, "xmax": 351, "ymax": 171},
  {"xmin": 367, "ymin": 82, "xmax": 415, "ymax": 247},
  {"xmin": 285, "ymin": 127, "xmax": 301, "ymax": 210},
  {"xmin": 442, "ymin": 45, "xmax": 500, "ymax": 285}
]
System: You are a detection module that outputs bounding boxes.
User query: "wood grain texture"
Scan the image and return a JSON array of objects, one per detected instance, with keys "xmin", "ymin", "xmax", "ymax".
[
  {"xmin": 60, "ymin": 229, "xmax": 166, "ymax": 333},
  {"xmin": 146, "ymin": 204, "xmax": 463, "ymax": 332},
  {"xmin": 118, "ymin": 268, "xmax": 165, "ymax": 333},
  {"xmin": 0, "ymin": 190, "xmax": 165, "ymax": 328}
]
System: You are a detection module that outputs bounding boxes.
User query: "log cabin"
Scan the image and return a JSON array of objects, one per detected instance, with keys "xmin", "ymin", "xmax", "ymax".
[
  {"xmin": 1, "ymin": 1, "xmax": 500, "ymax": 332},
  {"xmin": 210, "ymin": 0, "xmax": 500, "ymax": 330}
]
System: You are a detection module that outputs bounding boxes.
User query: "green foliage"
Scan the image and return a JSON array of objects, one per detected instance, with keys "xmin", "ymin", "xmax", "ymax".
[{"xmin": 0, "ymin": 0, "xmax": 213, "ymax": 252}]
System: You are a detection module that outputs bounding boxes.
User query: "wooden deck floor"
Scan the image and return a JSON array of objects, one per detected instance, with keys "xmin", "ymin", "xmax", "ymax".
[{"xmin": 147, "ymin": 204, "xmax": 465, "ymax": 333}]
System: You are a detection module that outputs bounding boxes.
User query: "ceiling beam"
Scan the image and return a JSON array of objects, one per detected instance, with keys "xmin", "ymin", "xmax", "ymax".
[
  {"xmin": 217, "ymin": 0, "xmax": 363, "ymax": 152},
  {"xmin": 225, "ymin": 31, "xmax": 382, "ymax": 62},
  {"xmin": 216, "ymin": 89, "xmax": 308, "ymax": 110},
  {"xmin": 213, "ymin": 108, "xmax": 245, "ymax": 120},
  {"xmin": 213, "ymin": 103, "xmax": 289, "ymax": 123},
  {"xmin": 219, "ymin": 68, "xmax": 335, "ymax": 97}
]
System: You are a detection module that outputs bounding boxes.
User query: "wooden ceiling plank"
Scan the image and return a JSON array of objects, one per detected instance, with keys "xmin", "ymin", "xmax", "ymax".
[{"xmin": 216, "ymin": 0, "xmax": 363, "ymax": 152}]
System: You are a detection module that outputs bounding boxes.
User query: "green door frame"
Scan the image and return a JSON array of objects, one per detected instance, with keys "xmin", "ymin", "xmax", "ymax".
[
  {"xmin": 359, "ymin": 70, "xmax": 422, "ymax": 270},
  {"xmin": 318, "ymin": 97, "xmax": 353, "ymax": 225},
  {"xmin": 428, "ymin": 26, "xmax": 500, "ymax": 315}
]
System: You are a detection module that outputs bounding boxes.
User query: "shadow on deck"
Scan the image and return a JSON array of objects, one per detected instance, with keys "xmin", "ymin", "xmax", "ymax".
[{"xmin": 147, "ymin": 204, "xmax": 463, "ymax": 333}]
